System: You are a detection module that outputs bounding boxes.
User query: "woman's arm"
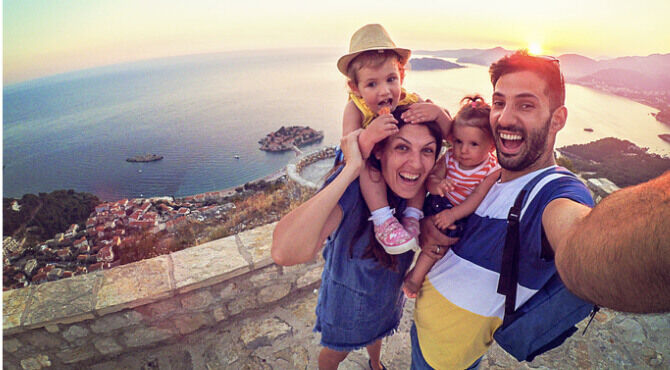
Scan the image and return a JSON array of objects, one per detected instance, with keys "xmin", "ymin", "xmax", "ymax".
[
  {"xmin": 544, "ymin": 171, "xmax": 670, "ymax": 313},
  {"xmin": 272, "ymin": 130, "xmax": 364, "ymax": 266}
]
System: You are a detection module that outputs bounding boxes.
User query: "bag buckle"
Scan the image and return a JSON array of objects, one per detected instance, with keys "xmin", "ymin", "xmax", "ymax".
[{"xmin": 507, "ymin": 206, "xmax": 521, "ymax": 224}]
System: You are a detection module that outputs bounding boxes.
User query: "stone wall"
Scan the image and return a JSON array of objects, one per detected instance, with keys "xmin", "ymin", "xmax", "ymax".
[
  {"xmin": 287, "ymin": 146, "xmax": 336, "ymax": 189},
  {"xmin": 586, "ymin": 177, "xmax": 621, "ymax": 203},
  {"xmin": 2, "ymin": 222, "xmax": 324, "ymax": 369}
]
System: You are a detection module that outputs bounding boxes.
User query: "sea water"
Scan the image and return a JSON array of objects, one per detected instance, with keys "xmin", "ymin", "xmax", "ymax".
[{"xmin": 3, "ymin": 49, "xmax": 668, "ymax": 200}]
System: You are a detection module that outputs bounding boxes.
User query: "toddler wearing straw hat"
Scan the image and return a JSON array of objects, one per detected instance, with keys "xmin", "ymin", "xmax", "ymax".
[{"xmin": 338, "ymin": 24, "xmax": 452, "ymax": 255}]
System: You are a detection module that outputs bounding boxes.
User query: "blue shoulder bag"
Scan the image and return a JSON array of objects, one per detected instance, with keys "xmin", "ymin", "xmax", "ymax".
[{"xmin": 494, "ymin": 168, "xmax": 599, "ymax": 362}]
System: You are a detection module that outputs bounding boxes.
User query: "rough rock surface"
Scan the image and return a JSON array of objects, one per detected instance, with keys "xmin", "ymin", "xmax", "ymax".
[{"xmin": 85, "ymin": 288, "xmax": 668, "ymax": 370}]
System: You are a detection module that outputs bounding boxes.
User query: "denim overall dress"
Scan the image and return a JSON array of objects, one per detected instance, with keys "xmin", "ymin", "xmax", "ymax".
[{"xmin": 314, "ymin": 179, "xmax": 415, "ymax": 351}]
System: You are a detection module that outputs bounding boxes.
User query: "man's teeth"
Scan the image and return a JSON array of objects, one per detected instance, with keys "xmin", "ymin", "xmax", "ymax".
[
  {"xmin": 400, "ymin": 172, "xmax": 419, "ymax": 181},
  {"xmin": 500, "ymin": 132, "xmax": 522, "ymax": 141}
]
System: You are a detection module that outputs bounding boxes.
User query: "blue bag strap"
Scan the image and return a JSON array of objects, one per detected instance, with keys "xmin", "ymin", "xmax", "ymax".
[{"xmin": 497, "ymin": 167, "xmax": 575, "ymax": 325}]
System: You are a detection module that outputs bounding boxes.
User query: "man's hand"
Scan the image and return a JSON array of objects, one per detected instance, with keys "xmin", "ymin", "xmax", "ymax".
[{"xmin": 419, "ymin": 215, "xmax": 459, "ymax": 259}]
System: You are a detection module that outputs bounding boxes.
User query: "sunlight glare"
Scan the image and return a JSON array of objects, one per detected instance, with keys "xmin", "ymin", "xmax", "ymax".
[{"xmin": 528, "ymin": 42, "xmax": 543, "ymax": 55}]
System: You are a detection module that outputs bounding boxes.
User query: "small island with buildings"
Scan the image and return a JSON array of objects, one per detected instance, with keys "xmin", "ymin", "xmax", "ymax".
[{"xmin": 259, "ymin": 126, "xmax": 324, "ymax": 152}]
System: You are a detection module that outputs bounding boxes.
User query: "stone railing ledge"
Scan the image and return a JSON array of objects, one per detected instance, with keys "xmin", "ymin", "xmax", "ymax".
[
  {"xmin": 94, "ymin": 255, "xmax": 173, "ymax": 316},
  {"xmin": 171, "ymin": 234, "xmax": 249, "ymax": 294},
  {"xmin": 236, "ymin": 222, "xmax": 277, "ymax": 270},
  {"xmin": 4, "ymin": 284, "xmax": 36, "ymax": 335},
  {"xmin": 2, "ymin": 222, "xmax": 279, "ymax": 337},
  {"xmin": 4, "ymin": 271, "xmax": 104, "ymax": 334}
]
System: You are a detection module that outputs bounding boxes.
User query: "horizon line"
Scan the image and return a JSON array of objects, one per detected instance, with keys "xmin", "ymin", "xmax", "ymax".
[{"xmin": 5, "ymin": 46, "xmax": 670, "ymax": 88}]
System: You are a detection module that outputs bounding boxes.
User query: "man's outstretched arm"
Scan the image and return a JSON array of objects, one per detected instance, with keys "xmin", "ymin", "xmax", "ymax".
[{"xmin": 543, "ymin": 171, "xmax": 670, "ymax": 313}]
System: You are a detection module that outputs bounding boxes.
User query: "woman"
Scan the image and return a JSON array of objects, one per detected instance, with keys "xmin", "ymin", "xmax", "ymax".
[{"xmin": 272, "ymin": 108, "xmax": 443, "ymax": 370}]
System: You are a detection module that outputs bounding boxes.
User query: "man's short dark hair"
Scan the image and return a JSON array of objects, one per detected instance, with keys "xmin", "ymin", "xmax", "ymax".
[{"xmin": 489, "ymin": 50, "xmax": 565, "ymax": 111}]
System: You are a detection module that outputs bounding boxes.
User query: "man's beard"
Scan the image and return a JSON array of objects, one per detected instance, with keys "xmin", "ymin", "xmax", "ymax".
[{"xmin": 495, "ymin": 117, "xmax": 551, "ymax": 171}]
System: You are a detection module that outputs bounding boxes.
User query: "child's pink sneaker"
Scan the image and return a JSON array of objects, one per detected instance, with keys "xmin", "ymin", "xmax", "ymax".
[
  {"xmin": 401, "ymin": 216, "xmax": 421, "ymax": 238},
  {"xmin": 374, "ymin": 217, "xmax": 418, "ymax": 255}
]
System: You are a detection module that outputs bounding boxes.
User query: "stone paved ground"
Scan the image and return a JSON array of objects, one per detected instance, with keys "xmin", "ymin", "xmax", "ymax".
[{"xmin": 84, "ymin": 285, "xmax": 668, "ymax": 370}]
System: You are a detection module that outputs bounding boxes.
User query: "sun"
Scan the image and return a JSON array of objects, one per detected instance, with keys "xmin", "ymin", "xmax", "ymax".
[{"xmin": 528, "ymin": 42, "xmax": 543, "ymax": 55}]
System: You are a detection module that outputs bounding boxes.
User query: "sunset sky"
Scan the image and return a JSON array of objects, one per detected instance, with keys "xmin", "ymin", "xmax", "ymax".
[{"xmin": 4, "ymin": 0, "xmax": 670, "ymax": 85}]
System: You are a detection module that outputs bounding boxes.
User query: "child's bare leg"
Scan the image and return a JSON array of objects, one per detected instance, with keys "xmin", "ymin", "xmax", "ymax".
[
  {"xmin": 407, "ymin": 183, "xmax": 426, "ymax": 210},
  {"xmin": 361, "ymin": 164, "xmax": 395, "ymax": 228},
  {"xmin": 403, "ymin": 251, "xmax": 438, "ymax": 298},
  {"xmin": 318, "ymin": 347, "xmax": 349, "ymax": 370},
  {"xmin": 362, "ymin": 163, "xmax": 418, "ymax": 253},
  {"xmin": 365, "ymin": 339, "xmax": 384, "ymax": 370},
  {"xmin": 401, "ymin": 185, "xmax": 426, "ymax": 237},
  {"xmin": 360, "ymin": 164, "xmax": 389, "ymax": 212}
]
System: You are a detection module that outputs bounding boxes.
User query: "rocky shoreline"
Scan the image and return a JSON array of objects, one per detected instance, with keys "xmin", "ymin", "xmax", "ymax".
[{"xmin": 258, "ymin": 126, "xmax": 323, "ymax": 152}]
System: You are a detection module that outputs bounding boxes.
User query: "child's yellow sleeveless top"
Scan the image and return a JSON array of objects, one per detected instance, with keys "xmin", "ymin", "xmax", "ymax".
[{"xmin": 349, "ymin": 88, "xmax": 420, "ymax": 128}]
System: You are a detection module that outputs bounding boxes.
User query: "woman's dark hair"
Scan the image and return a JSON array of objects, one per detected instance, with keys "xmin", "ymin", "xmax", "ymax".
[{"xmin": 357, "ymin": 105, "xmax": 443, "ymax": 269}]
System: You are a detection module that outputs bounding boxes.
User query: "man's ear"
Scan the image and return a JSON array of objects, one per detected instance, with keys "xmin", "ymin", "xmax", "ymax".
[{"xmin": 550, "ymin": 106, "xmax": 568, "ymax": 133}]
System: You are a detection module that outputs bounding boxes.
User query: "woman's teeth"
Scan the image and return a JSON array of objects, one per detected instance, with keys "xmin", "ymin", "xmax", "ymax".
[{"xmin": 399, "ymin": 172, "xmax": 419, "ymax": 181}]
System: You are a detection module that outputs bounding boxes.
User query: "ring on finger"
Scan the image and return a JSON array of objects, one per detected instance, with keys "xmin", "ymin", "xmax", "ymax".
[{"xmin": 436, "ymin": 246, "xmax": 441, "ymax": 254}]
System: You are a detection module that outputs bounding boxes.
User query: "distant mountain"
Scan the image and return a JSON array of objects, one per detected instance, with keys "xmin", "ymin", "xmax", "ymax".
[
  {"xmin": 575, "ymin": 68, "xmax": 670, "ymax": 91},
  {"xmin": 414, "ymin": 48, "xmax": 491, "ymax": 59},
  {"xmin": 563, "ymin": 53, "xmax": 670, "ymax": 88},
  {"xmin": 598, "ymin": 53, "xmax": 670, "ymax": 78},
  {"xmin": 557, "ymin": 54, "xmax": 599, "ymax": 78},
  {"xmin": 414, "ymin": 47, "xmax": 670, "ymax": 93},
  {"xmin": 456, "ymin": 47, "xmax": 513, "ymax": 66},
  {"xmin": 409, "ymin": 57, "xmax": 463, "ymax": 71},
  {"xmin": 414, "ymin": 47, "xmax": 514, "ymax": 66}
]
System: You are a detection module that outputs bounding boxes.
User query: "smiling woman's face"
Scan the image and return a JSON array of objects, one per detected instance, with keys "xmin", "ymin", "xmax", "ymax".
[{"xmin": 375, "ymin": 123, "xmax": 438, "ymax": 199}]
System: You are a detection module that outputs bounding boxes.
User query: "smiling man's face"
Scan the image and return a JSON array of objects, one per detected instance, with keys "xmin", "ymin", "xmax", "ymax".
[{"xmin": 490, "ymin": 70, "xmax": 563, "ymax": 176}]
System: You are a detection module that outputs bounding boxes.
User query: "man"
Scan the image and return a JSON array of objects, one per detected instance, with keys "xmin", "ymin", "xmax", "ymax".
[{"xmin": 411, "ymin": 50, "xmax": 670, "ymax": 369}]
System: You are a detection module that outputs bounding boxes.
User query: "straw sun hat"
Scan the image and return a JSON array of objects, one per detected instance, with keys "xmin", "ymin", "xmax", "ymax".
[{"xmin": 337, "ymin": 24, "xmax": 411, "ymax": 76}]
